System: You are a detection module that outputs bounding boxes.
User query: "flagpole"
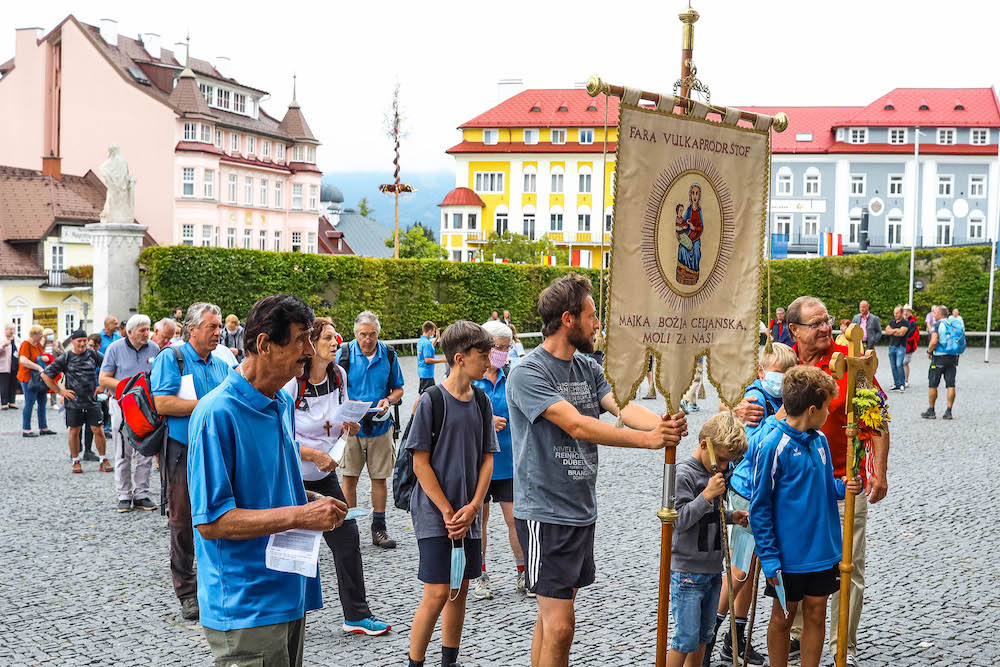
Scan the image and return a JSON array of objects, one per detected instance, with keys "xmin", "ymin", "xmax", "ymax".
[{"xmin": 908, "ymin": 127, "xmax": 920, "ymax": 307}]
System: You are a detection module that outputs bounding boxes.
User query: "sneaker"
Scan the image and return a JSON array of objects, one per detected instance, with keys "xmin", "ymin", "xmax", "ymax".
[
  {"xmin": 98, "ymin": 459, "xmax": 113, "ymax": 472},
  {"xmin": 899, "ymin": 386, "xmax": 905, "ymax": 394},
  {"xmin": 920, "ymin": 408, "xmax": 936, "ymax": 420},
  {"xmin": 788, "ymin": 638, "xmax": 800, "ymax": 657},
  {"xmin": 180, "ymin": 597, "xmax": 199, "ymax": 621},
  {"xmin": 679, "ymin": 400, "xmax": 691, "ymax": 414},
  {"xmin": 22, "ymin": 431, "xmax": 37, "ymax": 438},
  {"xmin": 904, "ymin": 381, "xmax": 910, "ymax": 388},
  {"xmin": 342, "ymin": 615, "xmax": 391, "ymax": 636},
  {"xmin": 516, "ymin": 570, "xmax": 527, "ymax": 594},
  {"xmin": 473, "ymin": 573, "xmax": 493, "ymax": 600},
  {"xmin": 82, "ymin": 450, "xmax": 99, "ymax": 462},
  {"xmin": 133, "ymin": 497, "xmax": 158, "ymax": 511},
  {"xmin": 39, "ymin": 429, "xmax": 57, "ymax": 436},
  {"xmin": 942, "ymin": 409, "xmax": 953, "ymax": 420},
  {"xmin": 71, "ymin": 461, "xmax": 82, "ymax": 474},
  {"xmin": 846, "ymin": 655, "xmax": 861, "ymax": 667},
  {"xmin": 720, "ymin": 630, "xmax": 765, "ymax": 666},
  {"xmin": 889, "ymin": 386, "xmax": 900, "ymax": 391},
  {"xmin": 117, "ymin": 499, "xmax": 132, "ymax": 513},
  {"xmin": 372, "ymin": 529, "xmax": 396, "ymax": 549}
]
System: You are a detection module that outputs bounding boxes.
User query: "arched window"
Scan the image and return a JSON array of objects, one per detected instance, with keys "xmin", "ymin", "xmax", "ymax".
[
  {"xmin": 578, "ymin": 165, "xmax": 593, "ymax": 193},
  {"xmin": 550, "ymin": 204, "xmax": 564, "ymax": 232},
  {"xmin": 776, "ymin": 166, "xmax": 793, "ymax": 196},
  {"xmin": 935, "ymin": 209, "xmax": 953, "ymax": 246},
  {"xmin": 551, "ymin": 165, "xmax": 565, "ymax": 194},
  {"xmin": 886, "ymin": 208, "xmax": 904, "ymax": 246},
  {"xmin": 848, "ymin": 207, "xmax": 863, "ymax": 245},
  {"xmin": 523, "ymin": 165, "xmax": 537, "ymax": 193},
  {"xmin": 494, "ymin": 205, "xmax": 509, "ymax": 236},
  {"xmin": 968, "ymin": 210, "xmax": 985, "ymax": 241},
  {"xmin": 577, "ymin": 205, "xmax": 592, "ymax": 232},
  {"xmin": 804, "ymin": 166, "xmax": 821, "ymax": 196},
  {"xmin": 523, "ymin": 205, "xmax": 537, "ymax": 240}
]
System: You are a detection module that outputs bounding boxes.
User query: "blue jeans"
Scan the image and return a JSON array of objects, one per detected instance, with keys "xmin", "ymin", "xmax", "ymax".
[
  {"xmin": 888, "ymin": 345, "xmax": 906, "ymax": 389},
  {"xmin": 670, "ymin": 571, "xmax": 722, "ymax": 653},
  {"xmin": 20, "ymin": 380, "xmax": 48, "ymax": 431}
]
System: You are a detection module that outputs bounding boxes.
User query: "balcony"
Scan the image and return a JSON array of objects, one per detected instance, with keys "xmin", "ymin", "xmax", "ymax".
[{"xmin": 41, "ymin": 270, "xmax": 92, "ymax": 290}]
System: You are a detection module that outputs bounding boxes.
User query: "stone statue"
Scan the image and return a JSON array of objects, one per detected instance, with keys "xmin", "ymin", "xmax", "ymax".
[{"xmin": 98, "ymin": 144, "xmax": 136, "ymax": 224}]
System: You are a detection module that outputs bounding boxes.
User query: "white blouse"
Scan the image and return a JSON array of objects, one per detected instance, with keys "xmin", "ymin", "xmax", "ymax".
[{"xmin": 282, "ymin": 363, "xmax": 349, "ymax": 481}]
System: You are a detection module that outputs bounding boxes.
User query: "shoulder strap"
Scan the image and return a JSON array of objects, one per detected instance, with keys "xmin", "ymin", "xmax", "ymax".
[
  {"xmin": 472, "ymin": 385, "xmax": 493, "ymax": 447},
  {"xmin": 172, "ymin": 344, "xmax": 185, "ymax": 375},
  {"xmin": 338, "ymin": 342, "xmax": 351, "ymax": 374},
  {"xmin": 385, "ymin": 345, "xmax": 397, "ymax": 397},
  {"xmin": 427, "ymin": 384, "xmax": 445, "ymax": 450}
]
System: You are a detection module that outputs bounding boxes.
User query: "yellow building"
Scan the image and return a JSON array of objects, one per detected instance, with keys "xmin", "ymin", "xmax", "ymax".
[
  {"xmin": 0, "ymin": 162, "xmax": 148, "ymax": 338},
  {"xmin": 440, "ymin": 86, "xmax": 620, "ymax": 267}
]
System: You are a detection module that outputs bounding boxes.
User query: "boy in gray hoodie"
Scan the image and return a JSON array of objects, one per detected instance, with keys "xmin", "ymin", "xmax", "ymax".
[{"xmin": 668, "ymin": 412, "xmax": 749, "ymax": 667}]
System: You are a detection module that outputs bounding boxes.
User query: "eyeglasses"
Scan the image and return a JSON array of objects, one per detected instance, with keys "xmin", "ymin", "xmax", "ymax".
[
  {"xmin": 493, "ymin": 344, "xmax": 511, "ymax": 352},
  {"xmin": 790, "ymin": 317, "xmax": 834, "ymax": 330},
  {"xmin": 355, "ymin": 331, "xmax": 378, "ymax": 340}
]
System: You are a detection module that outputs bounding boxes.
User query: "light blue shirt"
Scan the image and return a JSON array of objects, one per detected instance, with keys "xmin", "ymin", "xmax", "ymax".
[
  {"xmin": 98, "ymin": 330, "xmax": 122, "ymax": 355},
  {"xmin": 150, "ymin": 342, "xmax": 229, "ymax": 444},
  {"xmin": 417, "ymin": 335, "xmax": 436, "ymax": 379},
  {"xmin": 100, "ymin": 337, "xmax": 160, "ymax": 381},
  {"xmin": 188, "ymin": 369, "xmax": 322, "ymax": 631},
  {"xmin": 335, "ymin": 340, "xmax": 404, "ymax": 438},
  {"xmin": 473, "ymin": 368, "xmax": 512, "ymax": 480}
]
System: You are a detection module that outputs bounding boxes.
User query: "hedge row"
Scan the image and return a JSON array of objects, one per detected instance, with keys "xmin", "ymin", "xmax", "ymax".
[
  {"xmin": 138, "ymin": 245, "xmax": 999, "ymax": 340},
  {"xmin": 138, "ymin": 246, "xmax": 601, "ymax": 340}
]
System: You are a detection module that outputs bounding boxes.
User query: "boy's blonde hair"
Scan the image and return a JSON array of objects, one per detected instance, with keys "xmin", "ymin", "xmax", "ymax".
[
  {"xmin": 698, "ymin": 411, "xmax": 748, "ymax": 459},
  {"xmin": 761, "ymin": 342, "xmax": 797, "ymax": 372},
  {"xmin": 782, "ymin": 365, "xmax": 838, "ymax": 417}
]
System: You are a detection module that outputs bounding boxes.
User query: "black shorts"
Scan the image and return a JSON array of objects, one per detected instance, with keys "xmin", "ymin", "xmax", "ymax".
[
  {"xmin": 764, "ymin": 565, "xmax": 839, "ymax": 603},
  {"xmin": 515, "ymin": 519, "xmax": 596, "ymax": 599},
  {"xmin": 928, "ymin": 354, "xmax": 958, "ymax": 388},
  {"xmin": 66, "ymin": 406, "xmax": 103, "ymax": 428},
  {"xmin": 484, "ymin": 478, "xmax": 513, "ymax": 503},
  {"xmin": 417, "ymin": 536, "xmax": 482, "ymax": 585},
  {"xmin": 418, "ymin": 377, "xmax": 435, "ymax": 394}
]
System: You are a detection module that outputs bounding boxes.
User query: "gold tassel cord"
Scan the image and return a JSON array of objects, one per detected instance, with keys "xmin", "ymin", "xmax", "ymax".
[
  {"xmin": 595, "ymin": 92, "xmax": 610, "ymax": 353},
  {"xmin": 763, "ymin": 131, "xmax": 774, "ymax": 357}
]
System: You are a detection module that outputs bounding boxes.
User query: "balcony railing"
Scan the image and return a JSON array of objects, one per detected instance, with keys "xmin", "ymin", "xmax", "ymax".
[{"xmin": 43, "ymin": 270, "xmax": 91, "ymax": 288}]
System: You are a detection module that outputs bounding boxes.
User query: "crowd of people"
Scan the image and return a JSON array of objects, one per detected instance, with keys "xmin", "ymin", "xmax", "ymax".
[{"xmin": 1, "ymin": 281, "xmax": 973, "ymax": 666}]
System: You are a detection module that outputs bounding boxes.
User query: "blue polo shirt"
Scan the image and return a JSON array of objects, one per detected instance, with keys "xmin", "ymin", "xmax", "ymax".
[
  {"xmin": 474, "ymin": 368, "xmax": 512, "ymax": 480},
  {"xmin": 187, "ymin": 369, "xmax": 322, "ymax": 631},
  {"xmin": 335, "ymin": 340, "xmax": 404, "ymax": 438},
  {"xmin": 150, "ymin": 341, "xmax": 229, "ymax": 445},
  {"xmin": 417, "ymin": 335, "xmax": 436, "ymax": 379},
  {"xmin": 98, "ymin": 330, "xmax": 122, "ymax": 355}
]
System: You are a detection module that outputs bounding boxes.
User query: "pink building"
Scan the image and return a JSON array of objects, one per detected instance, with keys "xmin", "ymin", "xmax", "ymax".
[{"xmin": 0, "ymin": 15, "xmax": 322, "ymax": 250}]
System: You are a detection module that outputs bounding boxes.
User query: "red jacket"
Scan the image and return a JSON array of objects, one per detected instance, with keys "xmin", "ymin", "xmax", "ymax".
[{"xmin": 905, "ymin": 316, "xmax": 920, "ymax": 354}]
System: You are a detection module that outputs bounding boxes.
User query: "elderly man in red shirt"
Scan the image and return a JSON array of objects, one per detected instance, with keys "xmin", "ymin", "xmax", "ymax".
[{"xmin": 734, "ymin": 296, "xmax": 889, "ymax": 666}]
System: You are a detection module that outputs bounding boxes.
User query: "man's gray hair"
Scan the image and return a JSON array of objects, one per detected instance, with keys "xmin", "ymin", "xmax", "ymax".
[
  {"xmin": 354, "ymin": 310, "xmax": 381, "ymax": 333},
  {"xmin": 182, "ymin": 303, "xmax": 221, "ymax": 342},
  {"xmin": 482, "ymin": 320, "xmax": 512, "ymax": 340},
  {"xmin": 125, "ymin": 314, "xmax": 151, "ymax": 334},
  {"xmin": 786, "ymin": 296, "xmax": 826, "ymax": 326},
  {"xmin": 154, "ymin": 318, "xmax": 177, "ymax": 334}
]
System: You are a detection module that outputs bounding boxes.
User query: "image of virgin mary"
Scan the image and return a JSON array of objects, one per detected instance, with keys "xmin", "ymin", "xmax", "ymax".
[{"xmin": 675, "ymin": 183, "xmax": 704, "ymax": 285}]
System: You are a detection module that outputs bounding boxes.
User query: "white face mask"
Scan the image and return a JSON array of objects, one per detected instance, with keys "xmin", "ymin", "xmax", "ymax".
[
  {"xmin": 761, "ymin": 371, "xmax": 784, "ymax": 398},
  {"xmin": 489, "ymin": 348, "xmax": 508, "ymax": 369}
]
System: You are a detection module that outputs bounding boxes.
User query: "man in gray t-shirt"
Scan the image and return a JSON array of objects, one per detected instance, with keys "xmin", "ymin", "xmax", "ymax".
[{"xmin": 505, "ymin": 273, "xmax": 686, "ymax": 666}]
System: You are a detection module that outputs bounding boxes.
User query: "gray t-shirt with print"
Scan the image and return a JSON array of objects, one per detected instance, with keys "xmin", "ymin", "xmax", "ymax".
[
  {"xmin": 406, "ymin": 387, "xmax": 499, "ymax": 540},
  {"xmin": 507, "ymin": 346, "xmax": 611, "ymax": 527}
]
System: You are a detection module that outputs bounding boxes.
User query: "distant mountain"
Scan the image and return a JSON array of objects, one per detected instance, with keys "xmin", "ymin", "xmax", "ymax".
[{"xmin": 323, "ymin": 171, "xmax": 455, "ymax": 240}]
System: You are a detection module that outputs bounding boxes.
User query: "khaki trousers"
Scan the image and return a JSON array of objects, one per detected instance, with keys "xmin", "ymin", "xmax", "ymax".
[
  {"xmin": 790, "ymin": 493, "xmax": 867, "ymax": 655},
  {"xmin": 204, "ymin": 616, "xmax": 305, "ymax": 667}
]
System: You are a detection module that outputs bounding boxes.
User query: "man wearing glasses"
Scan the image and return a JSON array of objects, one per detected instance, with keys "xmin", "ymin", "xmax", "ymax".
[{"xmin": 734, "ymin": 296, "xmax": 890, "ymax": 666}]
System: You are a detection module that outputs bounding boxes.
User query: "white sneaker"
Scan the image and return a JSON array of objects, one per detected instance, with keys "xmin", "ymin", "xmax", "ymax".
[
  {"xmin": 473, "ymin": 573, "xmax": 493, "ymax": 600},
  {"xmin": 846, "ymin": 655, "xmax": 861, "ymax": 667},
  {"xmin": 516, "ymin": 570, "xmax": 527, "ymax": 594},
  {"xmin": 904, "ymin": 381, "xmax": 910, "ymax": 388}
]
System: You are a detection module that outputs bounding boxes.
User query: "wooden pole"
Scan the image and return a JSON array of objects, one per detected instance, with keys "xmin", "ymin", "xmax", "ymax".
[
  {"xmin": 655, "ymin": 446, "xmax": 678, "ymax": 667},
  {"xmin": 706, "ymin": 438, "xmax": 739, "ymax": 667},
  {"xmin": 393, "ymin": 191, "xmax": 400, "ymax": 259},
  {"xmin": 742, "ymin": 557, "xmax": 762, "ymax": 667}
]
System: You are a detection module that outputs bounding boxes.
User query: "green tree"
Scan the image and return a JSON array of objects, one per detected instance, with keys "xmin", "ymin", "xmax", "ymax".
[
  {"xmin": 357, "ymin": 197, "xmax": 374, "ymax": 218},
  {"xmin": 481, "ymin": 231, "xmax": 561, "ymax": 265},
  {"xmin": 386, "ymin": 224, "xmax": 448, "ymax": 259}
]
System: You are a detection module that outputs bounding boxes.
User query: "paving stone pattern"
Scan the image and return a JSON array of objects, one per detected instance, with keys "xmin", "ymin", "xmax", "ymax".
[{"xmin": 1, "ymin": 349, "xmax": 997, "ymax": 666}]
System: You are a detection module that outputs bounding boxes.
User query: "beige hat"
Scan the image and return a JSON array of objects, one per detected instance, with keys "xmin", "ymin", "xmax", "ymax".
[{"xmin": 903, "ymin": 303, "xmax": 913, "ymax": 311}]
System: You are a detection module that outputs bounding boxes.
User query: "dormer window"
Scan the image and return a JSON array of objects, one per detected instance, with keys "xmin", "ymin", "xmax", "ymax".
[
  {"xmin": 883, "ymin": 103, "xmax": 894, "ymax": 110},
  {"xmin": 919, "ymin": 103, "xmax": 929, "ymax": 110},
  {"xmin": 551, "ymin": 129, "xmax": 567, "ymax": 144},
  {"xmin": 848, "ymin": 127, "xmax": 868, "ymax": 145},
  {"xmin": 233, "ymin": 93, "xmax": 246, "ymax": 114},
  {"xmin": 483, "ymin": 129, "xmax": 499, "ymax": 145},
  {"xmin": 524, "ymin": 129, "xmax": 539, "ymax": 145},
  {"xmin": 530, "ymin": 104, "xmax": 541, "ymax": 112},
  {"xmin": 293, "ymin": 145, "xmax": 304, "ymax": 162},
  {"xmin": 557, "ymin": 104, "xmax": 568, "ymax": 112},
  {"xmin": 587, "ymin": 105, "xmax": 597, "ymax": 111}
]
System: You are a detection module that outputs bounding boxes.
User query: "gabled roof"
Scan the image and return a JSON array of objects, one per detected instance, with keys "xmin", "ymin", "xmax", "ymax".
[
  {"xmin": 833, "ymin": 88, "xmax": 1000, "ymax": 127},
  {"xmin": 438, "ymin": 187, "xmax": 485, "ymax": 207},
  {"xmin": 334, "ymin": 210, "xmax": 393, "ymax": 258},
  {"xmin": 459, "ymin": 89, "xmax": 619, "ymax": 129}
]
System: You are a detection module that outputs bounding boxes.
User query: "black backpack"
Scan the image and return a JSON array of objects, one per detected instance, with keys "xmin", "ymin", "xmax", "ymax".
[
  {"xmin": 392, "ymin": 384, "xmax": 492, "ymax": 512},
  {"xmin": 338, "ymin": 341, "xmax": 402, "ymax": 441}
]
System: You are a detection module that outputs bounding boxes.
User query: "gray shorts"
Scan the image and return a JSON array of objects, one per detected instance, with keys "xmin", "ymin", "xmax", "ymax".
[
  {"xmin": 204, "ymin": 616, "xmax": 305, "ymax": 667},
  {"xmin": 904, "ymin": 352, "xmax": 913, "ymax": 365}
]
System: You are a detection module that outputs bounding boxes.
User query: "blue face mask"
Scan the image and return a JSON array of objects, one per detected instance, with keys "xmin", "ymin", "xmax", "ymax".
[
  {"xmin": 761, "ymin": 371, "xmax": 784, "ymax": 398},
  {"xmin": 450, "ymin": 539, "xmax": 466, "ymax": 598}
]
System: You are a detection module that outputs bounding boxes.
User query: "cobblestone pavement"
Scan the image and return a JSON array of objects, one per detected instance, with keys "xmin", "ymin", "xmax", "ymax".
[{"xmin": 1, "ymin": 348, "xmax": 998, "ymax": 666}]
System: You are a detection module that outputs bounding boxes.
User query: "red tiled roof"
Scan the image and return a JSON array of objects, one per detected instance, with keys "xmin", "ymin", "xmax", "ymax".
[
  {"xmin": 287, "ymin": 161, "xmax": 322, "ymax": 174},
  {"xmin": 220, "ymin": 154, "xmax": 292, "ymax": 173},
  {"xmin": 834, "ymin": 88, "xmax": 1000, "ymax": 127},
  {"xmin": 446, "ymin": 141, "xmax": 618, "ymax": 155},
  {"xmin": 167, "ymin": 73, "xmax": 214, "ymax": 118},
  {"xmin": 317, "ymin": 216, "xmax": 355, "ymax": 255},
  {"xmin": 459, "ymin": 89, "xmax": 619, "ymax": 129},
  {"xmin": 174, "ymin": 141, "xmax": 224, "ymax": 155},
  {"xmin": 740, "ymin": 106, "xmax": 860, "ymax": 154},
  {"xmin": 438, "ymin": 187, "xmax": 485, "ymax": 208}
]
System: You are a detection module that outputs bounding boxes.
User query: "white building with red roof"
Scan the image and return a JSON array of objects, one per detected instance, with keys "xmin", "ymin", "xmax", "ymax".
[
  {"xmin": 443, "ymin": 84, "xmax": 1000, "ymax": 261},
  {"xmin": 0, "ymin": 15, "xmax": 322, "ymax": 254}
]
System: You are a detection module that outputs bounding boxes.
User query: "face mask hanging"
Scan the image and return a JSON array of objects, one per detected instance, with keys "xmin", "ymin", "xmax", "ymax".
[{"xmin": 449, "ymin": 538, "xmax": 466, "ymax": 601}]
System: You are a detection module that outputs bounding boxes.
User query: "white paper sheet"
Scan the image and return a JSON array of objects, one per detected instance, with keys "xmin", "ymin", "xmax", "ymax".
[
  {"xmin": 177, "ymin": 374, "xmax": 197, "ymax": 400},
  {"xmin": 265, "ymin": 529, "xmax": 322, "ymax": 578},
  {"xmin": 334, "ymin": 399, "xmax": 373, "ymax": 424}
]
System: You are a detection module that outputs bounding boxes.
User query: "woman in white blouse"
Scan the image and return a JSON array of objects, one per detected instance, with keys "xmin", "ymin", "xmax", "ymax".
[{"xmin": 283, "ymin": 317, "xmax": 390, "ymax": 636}]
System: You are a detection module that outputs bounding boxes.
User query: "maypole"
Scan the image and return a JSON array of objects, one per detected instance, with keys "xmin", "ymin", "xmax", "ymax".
[{"xmin": 379, "ymin": 83, "xmax": 415, "ymax": 259}]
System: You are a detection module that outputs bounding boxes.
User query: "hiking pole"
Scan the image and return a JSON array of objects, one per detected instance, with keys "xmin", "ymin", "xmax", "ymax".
[
  {"xmin": 742, "ymin": 556, "xmax": 762, "ymax": 667},
  {"xmin": 706, "ymin": 438, "xmax": 739, "ymax": 667}
]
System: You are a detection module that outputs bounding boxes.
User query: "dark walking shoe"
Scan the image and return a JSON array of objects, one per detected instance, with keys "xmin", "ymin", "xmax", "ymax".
[
  {"xmin": 22, "ymin": 431, "xmax": 37, "ymax": 438},
  {"xmin": 372, "ymin": 529, "xmax": 396, "ymax": 549},
  {"xmin": 180, "ymin": 597, "xmax": 200, "ymax": 621},
  {"xmin": 788, "ymin": 638, "xmax": 800, "ymax": 657},
  {"xmin": 117, "ymin": 500, "xmax": 132, "ymax": 513},
  {"xmin": 82, "ymin": 450, "xmax": 99, "ymax": 462},
  {"xmin": 720, "ymin": 626, "xmax": 765, "ymax": 665},
  {"xmin": 943, "ymin": 409, "xmax": 953, "ymax": 420},
  {"xmin": 132, "ymin": 498, "xmax": 158, "ymax": 511},
  {"xmin": 920, "ymin": 408, "xmax": 936, "ymax": 419},
  {"xmin": 39, "ymin": 429, "xmax": 57, "ymax": 436}
]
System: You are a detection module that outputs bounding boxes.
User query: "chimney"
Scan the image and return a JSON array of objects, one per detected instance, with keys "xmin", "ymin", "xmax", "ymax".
[
  {"xmin": 142, "ymin": 32, "xmax": 160, "ymax": 60},
  {"xmin": 99, "ymin": 18, "xmax": 118, "ymax": 47},
  {"xmin": 214, "ymin": 56, "xmax": 230, "ymax": 77},
  {"xmin": 497, "ymin": 78, "xmax": 524, "ymax": 102},
  {"xmin": 42, "ymin": 152, "xmax": 62, "ymax": 181}
]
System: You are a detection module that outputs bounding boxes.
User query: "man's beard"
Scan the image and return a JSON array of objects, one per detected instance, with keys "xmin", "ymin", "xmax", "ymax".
[{"xmin": 568, "ymin": 321, "xmax": 595, "ymax": 354}]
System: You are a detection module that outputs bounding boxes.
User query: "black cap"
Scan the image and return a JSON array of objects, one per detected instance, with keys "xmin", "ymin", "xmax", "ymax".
[{"xmin": 70, "ymin": 329, "xmax": 88, "ymax": 340}]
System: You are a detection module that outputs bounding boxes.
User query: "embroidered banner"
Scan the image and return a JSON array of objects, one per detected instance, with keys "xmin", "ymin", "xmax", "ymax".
[{"xmin": 605, "ymin": 105, "xmax": 770, "ymax": 412}]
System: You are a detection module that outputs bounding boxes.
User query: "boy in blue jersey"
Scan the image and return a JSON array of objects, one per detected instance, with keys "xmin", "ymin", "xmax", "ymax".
[
  {"xmin": 706, "ymin": 342, "xmax": 797, "ymax": 666},
  {"xmin": 750, "ymin": 365, "xmax": 863, "ymax": 667},
  {"xmin": 416, "ymin": 321, "xmax": 445, "ymax": 396}
]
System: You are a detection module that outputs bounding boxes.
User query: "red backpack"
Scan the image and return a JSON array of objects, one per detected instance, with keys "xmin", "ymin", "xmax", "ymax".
[{"xmin": 115, "ymin": 346, "xmax": 184, "ymax": 457}]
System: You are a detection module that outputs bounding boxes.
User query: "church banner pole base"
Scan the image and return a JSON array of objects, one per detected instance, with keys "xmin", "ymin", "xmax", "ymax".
[{"xmin": 655, "ymin": 447, "xmax": 678, "ymax": 667}]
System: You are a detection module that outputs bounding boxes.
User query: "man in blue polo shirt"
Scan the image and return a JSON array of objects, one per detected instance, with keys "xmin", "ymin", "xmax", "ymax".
[
  {"xmin": 97, "ymin": 315, "xmax": 122, "ymax": 354},
  {"xmin": 189, "ymin": 294, "xmax": 346, "ymax": 666},
  {"xmin": 336, "ymin": 310, "xmax": 404, "ymax": 549},
  {"xmin": 150, "ymin": 302, "xmax": 229, "ymax": 621},
  {"xmin": 416, "ymin": 320, "xmax": 444, "ymax": 395}
]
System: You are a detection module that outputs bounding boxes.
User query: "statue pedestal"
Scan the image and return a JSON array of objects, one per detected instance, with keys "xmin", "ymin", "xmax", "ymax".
[{"xmin": 86, "ymin": 222, "xmax": 147, "ymax": 328}]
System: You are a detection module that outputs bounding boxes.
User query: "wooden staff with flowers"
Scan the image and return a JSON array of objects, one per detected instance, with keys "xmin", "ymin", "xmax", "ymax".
[{"xmin": 829, "ymin": 324, "xmax": 889, "ymax": 667}]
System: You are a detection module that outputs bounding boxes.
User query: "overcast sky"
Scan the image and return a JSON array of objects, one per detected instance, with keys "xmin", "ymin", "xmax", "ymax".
[{"xmin": 5, "ymin": 1, "xmax": 998, "ymax": 173}]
